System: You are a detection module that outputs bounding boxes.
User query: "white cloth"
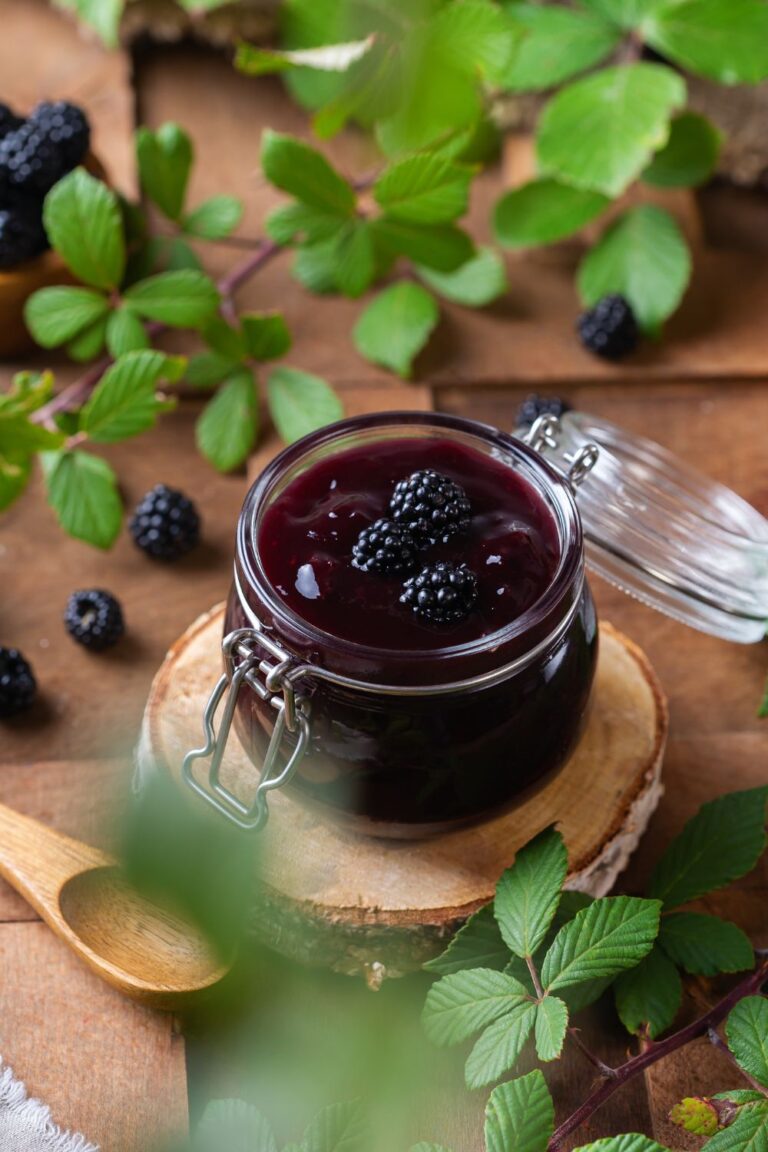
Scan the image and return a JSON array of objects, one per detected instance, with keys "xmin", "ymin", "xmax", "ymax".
[{"xmin": 0, "ymin": 1059, "xmax": 97, "ymax": 1152}]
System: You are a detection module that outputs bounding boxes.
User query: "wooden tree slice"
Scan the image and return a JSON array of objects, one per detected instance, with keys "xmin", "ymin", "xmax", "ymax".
[{"xmin": 137, "ymin": 606, "xmax": 667, "ymax": 983}]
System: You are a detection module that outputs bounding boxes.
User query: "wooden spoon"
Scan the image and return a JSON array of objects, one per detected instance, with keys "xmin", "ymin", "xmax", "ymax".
[{"xmin": 0, "ymin": 801, "xmax": 229, "ymax": 1008}]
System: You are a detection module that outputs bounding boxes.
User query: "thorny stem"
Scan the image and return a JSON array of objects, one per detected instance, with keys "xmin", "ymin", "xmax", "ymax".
[
  {"xmin": 527, "ymin": 956, "xmax": 545, "ymax": 1000},
  {"xmin": 548, "ymin": 959, "xmax": 768, "ymax": 1151},
  {"xmin": 32, "ymin": 238, "xmax": 283, "ymax": 428},
  {"xmin": 708, "ymin": 1025, "xmax": 768, "ymax": 1097},
  {"xmin": 568, "ymin": 1028, "xmax": 618, "ymax": 1080}
]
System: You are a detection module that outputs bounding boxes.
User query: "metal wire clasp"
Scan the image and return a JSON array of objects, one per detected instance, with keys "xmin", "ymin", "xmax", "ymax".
[
  {"xmin": 182, "ymin": 628, "xmax": 311, "ymax": 831},
  {"xmin": 523, "ymin": 414, "xmax": 600, "ymax": 490}
]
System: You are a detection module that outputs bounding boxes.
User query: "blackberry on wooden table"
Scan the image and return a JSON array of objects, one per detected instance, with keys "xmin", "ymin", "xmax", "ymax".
[
  {"xmin": 0, "ymin": 647, "xmax": 36, "ymax": 717},
  {"xmin": 64, "ymin": 589, "xmax": 125, "ymax": 651},
  {"xmin": 129, "ymin": 484, "xmax": 201, "ymax": 561}
]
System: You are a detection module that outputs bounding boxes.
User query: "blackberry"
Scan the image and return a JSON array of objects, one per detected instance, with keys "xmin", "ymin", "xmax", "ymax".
[
  {"xmin": 129, "ymin": 484, "xmax": 201, "ymax": 561},
  {"xmin": 400, "ymin": 561, "xmax": 479, "ymax": 625},
  {"xmin": 30, "ymin": 101, "xmax": 90, "ymax": 169},
  {"xmin": 516, "ymin": 394, "xmax": 571, "ymax": 429},
  {"xmin": 0, "ymin": 647, "xmax": 36, "ymax": 718},
  {"xmin": 577, "ymin": 294, "xmax": 639, "ymax": 361},
  {"xmin": 64, "ymin": 589, "xmax": 124, "ymax": 651},
  {"xmin": 352, "ymin": 518, "xmax": 418, "ymax": 576},
  {"xmin": 390, "ymin": 469, "xmax": 471, "ymax": 547},
  {"xmin": 0, "ymin": 102, "xmax": 23, "ymax": 140},
  {"xmin": 0, "ymin": 206, "xmax": 48, "ymax": 269}
]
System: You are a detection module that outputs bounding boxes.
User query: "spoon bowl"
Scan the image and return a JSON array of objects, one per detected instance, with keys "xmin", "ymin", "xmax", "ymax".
[{"xmin": 0, "ymin": 801, "xmax": 229, "ymax": 1008}]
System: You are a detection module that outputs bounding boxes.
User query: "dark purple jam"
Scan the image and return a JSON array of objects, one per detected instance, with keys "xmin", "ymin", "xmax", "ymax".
[{"xmin": 258, "ymin": 437, "xmax": 560, "ymax": 649}]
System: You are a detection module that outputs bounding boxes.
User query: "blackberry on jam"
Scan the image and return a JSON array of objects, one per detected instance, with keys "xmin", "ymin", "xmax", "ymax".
[
  {"xmin": 0, "ymin": 206, "xmax": 48, "ymax": 268},
  {"xmin": 0, "ymin": 647, "xmax": 36, "ymax": 717},
  {"xmin": 516, "ymin": 394, "xmax": 571, "ymax": 429},
  {"xmin": 577, "ymin": 294, "xmax": 639, "ymax": 361},
  {"xmin": 390, "ymin": 469, "xmax": 471, "ymax": 547},
  {"xmin": 352, "ymin": 518, "xmax": 418, "ymax": 576},
  {"xmin": 64, "ymin": 589, "xmax": 124, "ymax": 651},
  {"xmin": 129, "ymin": 484, "xmax": 201, "ymax": 561},
  {"xmin": 400, "ymin": 561, "xmax": 479, "ymax": 625}
]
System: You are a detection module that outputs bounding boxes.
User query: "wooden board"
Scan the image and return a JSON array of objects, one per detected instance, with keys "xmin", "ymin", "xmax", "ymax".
[{"xmin": 138, "ymin": 606, "xmax": 667, "ymax": 978}]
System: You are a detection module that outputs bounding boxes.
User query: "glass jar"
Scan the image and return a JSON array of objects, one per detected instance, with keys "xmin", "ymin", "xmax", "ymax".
[{"xmin": 183, "ymin": 410, "xmax": 768, "ymax": 837}]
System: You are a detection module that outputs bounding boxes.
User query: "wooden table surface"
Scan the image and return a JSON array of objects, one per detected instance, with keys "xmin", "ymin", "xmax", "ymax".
[{"xmin": 1, "ymin": 3, "xmax": 766, "ymax": 1149}]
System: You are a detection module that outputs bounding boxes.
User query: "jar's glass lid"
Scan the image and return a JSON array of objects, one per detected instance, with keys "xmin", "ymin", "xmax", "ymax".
[{"xmin": 525, "ymin": 411, "xmax": 768, "ymax": 644}]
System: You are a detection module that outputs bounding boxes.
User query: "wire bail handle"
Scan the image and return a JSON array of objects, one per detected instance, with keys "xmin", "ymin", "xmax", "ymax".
[
  {"xmin": 182, "ymin": 627, "xmax": 311, "ymax": 831},
  {"xmin": 522, "ymin": 413, "xmax": 600, "ymax": 490}
]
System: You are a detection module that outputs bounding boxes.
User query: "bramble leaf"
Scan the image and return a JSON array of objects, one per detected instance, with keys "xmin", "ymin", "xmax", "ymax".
[
  {"xmin": 371, "ymin": 218, "xmax": 474, "ymax": 273},
  {"xmin": 669, "ymin": 1097, "xmax": 721, "ymax": 1137},
  {"xmin": 498, "ymin": 3, "xmax": 620, "ymax": 92},
  {"xmin": 0, "ymin": 416, "xmax": 63, "ymax": 454},
  {"xmin": 700, "ymin": 1104, "xmax": 768, "ymax": 1152},
  {"xmin": 266, "ymin": 366, "xmax": 343, "ymax": 444},
  {"xmin": 374, "ymin": 156, "xmax": 474, "ymax": 224},
  {"xmin": 43, "ymin": 168, "xmax": 126, "ymax": 290},
  {"xmin": 196, "ymin": 369, "xmax": 259, "ymax": 473},
  {"xmin": 424, "ymin": 904, "xmax": 509, "ymax": 976},
  {"xmin": 183, "ymin": 195, "xmax": 244, "ymax": 240},
  {"xmin": 465, "ymin": 1000, "xmax": 537, "ymax": 1089},
  {"xmin": 645, "ymin": 0, "xmax": 768, "ymax": 85},
  {"xmin": 186, "ymin": 352, "xmax": 239, "ymax": 390},
  {"xmin": 578, "ymin": 205, "xmax": 691, "ymax": 334},
  {"xmin": 79, "ymin": 350, "xmax": 182, "ymax": 443},
  {"xmin": 241, "ymin": 313, "xmax": 292, "ymax": 361},
  {"xmin": 65, "ymin": 0, "xmax": 124, "ymax": 46},
  {"xmin": 415, "ymin": 247, "xmax": 507, "ymax": 307},
  {"xmin": 261, "ymin": 130, "xmax": 355, "ymax": 216},
  {"xmin": 66, "ymin": 317, "xmax": 108, "ymax": 362},
  {"xmin": 106, "ymin": 307, "xmax": 149, "ymax": 358},
  {"xmin": 534, "ymin": 996, "xmax": 569, "ymax": 1062},
  {"xmin": 541, "ymin": 896, "xmax": 661, "ymax": 993},
  {"xmin": 334, "ymin": 220, "xmax": 377, "ymax": 298},
  {"xmin": 485, "ymin": 1069, "xmax": 554, "ymax": 1152},
  {"xmin": 24, "ymin": 286, "xmax": 109, "ymax": 348},
  {"xmin": 124, "ymin": 270, "xmax": 219, "ymax": 327},
  {"xmin": 430, "ymin": 0, "xmax": 518, "ymax": 81},
  {"xmin": 642, "ymin": 112, "xmax": 721, "ymax": 188},
  {"xmin": 0, "ymin": 450, "xmax": 31, "ymax": 513},
  {"xmin": 494, "ymin": 180, "xmax": 609, "ymax": 248},
  {"xmin": 42, "ymin": 449, "xmax": 122, "ymax": 549},
  {"xmin": 495, "ymin": 827, "xmax": 568, "ymax": 958},
  {"xmin": 293, "ymin": 238, "xmax": 340, "ymax": 294},
  {"xmin": 648, "ymin": 787, "xmax": 768, "ymax": 908},
  {"xmin": 196, "ymin": 1098, "xmax": 277, "ymax": 1152},
  {"xmin": 136, "ymin": 123, "xmax": 193, "ymax": 222},
  {"xmin": 236, "ymin": 36, "xmax": 374, "ymax": 77},
  {"xmin": 353, "ymin": 282, "xmax": 439, "ymax": 377},
  {"xmin": 537, "ymin": 63, "xmax": 686, "ymax": 197},
  {"xmin": 266, "ymin": 202, "xmax": 345, "ymax": 246},
  {"xmin": 614, "ymin": 945, "xmax": 682, "ymax": 1039},
  {"xmin": 579, "ymin": 0, "xmax": 668, "ymax": 29},
  {"xmin": 298, "ymin": 1099, "xmax": 368, "ymax": 1152},
  {"xmin": 573, "ymin": 1136, "xmax": 669, "ymax": 1152},
  {"xmin": 422, "ymin": 968, "xmax": 530, "ymax": 1048},
  {"xmin": 659, "ymin": 913, "xmax": 754, "ymax": 976},
  {"xmin": 726, "ymin": 997, "xmax": 768, "ymax": 1088}
]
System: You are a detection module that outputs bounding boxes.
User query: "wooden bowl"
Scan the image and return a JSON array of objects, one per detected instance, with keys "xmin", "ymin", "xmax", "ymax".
[{"xmin": 0, "ymin": 152, "xmax": 107, "ymax": 359}]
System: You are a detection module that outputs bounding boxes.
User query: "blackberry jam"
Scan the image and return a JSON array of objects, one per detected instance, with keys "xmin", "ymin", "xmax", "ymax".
[{"xmin": 222, "ymin": 413, "xmax": 598, "ymax": 837}]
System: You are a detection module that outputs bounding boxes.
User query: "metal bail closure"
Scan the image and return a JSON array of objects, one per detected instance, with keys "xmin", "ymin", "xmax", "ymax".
[
  {"xmin": 523, "ymin": 413, "xmax": 600, "ymax": 490},
  {"xmin": 183, "ymin": 627, "xmax": 311, "ymax": 831}
]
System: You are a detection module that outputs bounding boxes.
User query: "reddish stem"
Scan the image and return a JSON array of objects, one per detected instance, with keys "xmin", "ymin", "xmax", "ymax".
[{"xmin": 549, "ymin": 960, "xmax": 768, "ymax": 1151}]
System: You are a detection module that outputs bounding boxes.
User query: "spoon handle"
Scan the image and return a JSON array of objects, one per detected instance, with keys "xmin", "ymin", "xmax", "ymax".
[{"xmin": 0, "ymin": 801, "xmax": 110, "ymax": 920}]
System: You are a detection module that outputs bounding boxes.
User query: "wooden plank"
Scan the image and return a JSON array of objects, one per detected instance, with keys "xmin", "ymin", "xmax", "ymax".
[{"xmin": 0, "ymin": 921, "xmax": 188, "ymax": 1150}]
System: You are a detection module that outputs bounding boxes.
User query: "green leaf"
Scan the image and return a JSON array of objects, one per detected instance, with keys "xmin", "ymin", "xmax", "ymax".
[
  {"xmin": 422, "ymin": 968, "xmax": 530, "ymax": 1047},
  {"xmin": 353, "ymin": 282, "xmax": 439, "ymax": 378},
  {"xmin": 43, "ymin": 169, "xmax": 126, "ymax": 290},
  {"xmin": 410, "ymin": 1146, "xmax": 453, "ymax": 1152},
  {"xmin": 371, "ymin": 219, "xmax": 474, "ymax": 273},
  {"xmin": 415, "ymin": 247, "xmax": 507, "ymax": 307},
  {"xmin": 614, "ymin": 945, "xmax": 682, "ymax": 1039},
  {"xmin": 0, "ymin": 371, "xmax": 55, "ymax": 417},
  {"xmin": 0, "ymin": 415, "xmax": 64, "ymax": 454},
  {"xmin": 42, "ymin": 450, "xmax": 122, "ymax": 549},
  {"xmin": 494, "ymin": 827, "xmax": 569, "ymax": 958},
  {"xmin": 293, "ymin": 238, "xmax": 340, "ymax": 294},
  {"xmin": 266, "ymin": 202, "xmax": 345, "ymax": 246},
  {"xmin": 196, "ymin": 369, "xmax": 258, "ymax": 473},
  {"xmin": 136, "ymin": 123, "xmax": 193, "ymax": 222},
  {"xmin": 374, "ymin": 156, "xmax": 473, "ymax": 224},
  {"xmin": 494, "ymin": 180, "xmax": 609, "ymax": 249},
  {"xmin": 236, "ymin": 36, "xmax": 374, "ymax": 77},
  {"xmin": 334, "ymin": 220, "xmax": 377, "ymax": 298},
  {"xmin": 124, "ymin": 270, "xmax": 219, "ymax": 327},
  {"xmin": 79, "ymin": 350, "xmax": 179, "ymax": 443},
  {"xmin": 535, "ymin": 996, "xmax": 569, "ymax": 1062},
  {"xmin": 186, "ymin": 352, "xmax": 238, "ymax": 390},
  {"xmin": 643, "ymin": 112, "xmax": 721, "ymax": 188},
  {"xmin": 202, "ymin": 316, "xmax": 246, "ymax": 360},
  {"xmin": 424, "ymin": 904, "xmax": 509, "ymax": 976},
  {"xmin": 726, "ymin": 998, "xmax": 768, "ymax": 1088},
  {"xmin": 24, "ymin": 286, "xmax": 109, "ymax": 348},
  {"xmin": 183, "ymin": 196, "xmax": 244, "ymax": 240},
  {"xmin": 106, "ymin": 307, "xmax": 149, "ymax": 358},
  {"xmin": 648, "ymin": 787, "xmax": 768, "ymax": 908},
  {"xmin": 541, "ymin": 896, "xmax": 661, "ymax": 993},
  {"xmin": 465, "ymin": 1001, "xmax": 538, "ymax": 1089},
  {"xmin": 67, "ymin": 0, "xmax": 124, "ymax": 46},
  {"xmin": 267, "ymin": 366, "xmax": 343, "ymax": 444},
  {"xmin": 537, "ymin": 63, "xmax": 686, "ymax": 197},
  {"xmin": 578, "ymin": 0, "xmax": 668, "ymax": 29},
  {"xmin": 299, "ymin": 1099, "xmax": 368, "ymax": 1152},
  {"xmin": 241, "ymin": 313, "xmax": 292, "ymax": 361},
  {"xmin": 0, "ymin": 449, "xmax": 31, "ymax": 513},
  {"xmin": 669, "ymin": 1097, "xmax": 722, "ymax": 1137},
  {"xmin": 701, "ymin": 1106, "xmax": 768, "ymax": 1152},
  {"xmin": 196, "ymin": 1099, "xmax": 278, "ymax": 1152},
  {"xmin": 167, "ymin": 237, "xmax": 203, "ymax": 272},
  {"xmin": 430, "ymin": 0, "xmax": 518, "ymax": 81},
  {"xmin": 645, "ymin": 0, "xmax": 768, "ymax": 85},
  {"xmin": 573, "ymin": 1137, "xmax": 669, "ymax": 1152},
  {"xmin": 498, "ymin": 4, "xmax": 621, "ymax": 92},
  {"xmin": 67, "ymin": 316, "xmax": 108, "ymax": 362},
  {"xmin": 578, "ymin": 205, "xmax": 691, "ymax": 334},
  {"xmin": 261, "ymin": 130, "xmax": 355, "ymax": 216},
  {"xmin": 485, "ymin": 1070, "xmax": 554, "ymax": 1152},
  {"xmin": 659, "ymin": 913, "xmax": 754, "ymax": 976}
]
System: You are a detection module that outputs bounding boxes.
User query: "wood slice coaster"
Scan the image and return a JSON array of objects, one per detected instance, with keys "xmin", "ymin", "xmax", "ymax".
[{"xmin": 137, "ymin": 605, "xmax": 667, "ymax": 983}]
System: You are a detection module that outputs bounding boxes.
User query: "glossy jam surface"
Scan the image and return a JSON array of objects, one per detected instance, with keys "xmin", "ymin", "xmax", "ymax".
[{"xmin": 257, "ymin": 437, "xmax": 560, "ymax": 651}]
